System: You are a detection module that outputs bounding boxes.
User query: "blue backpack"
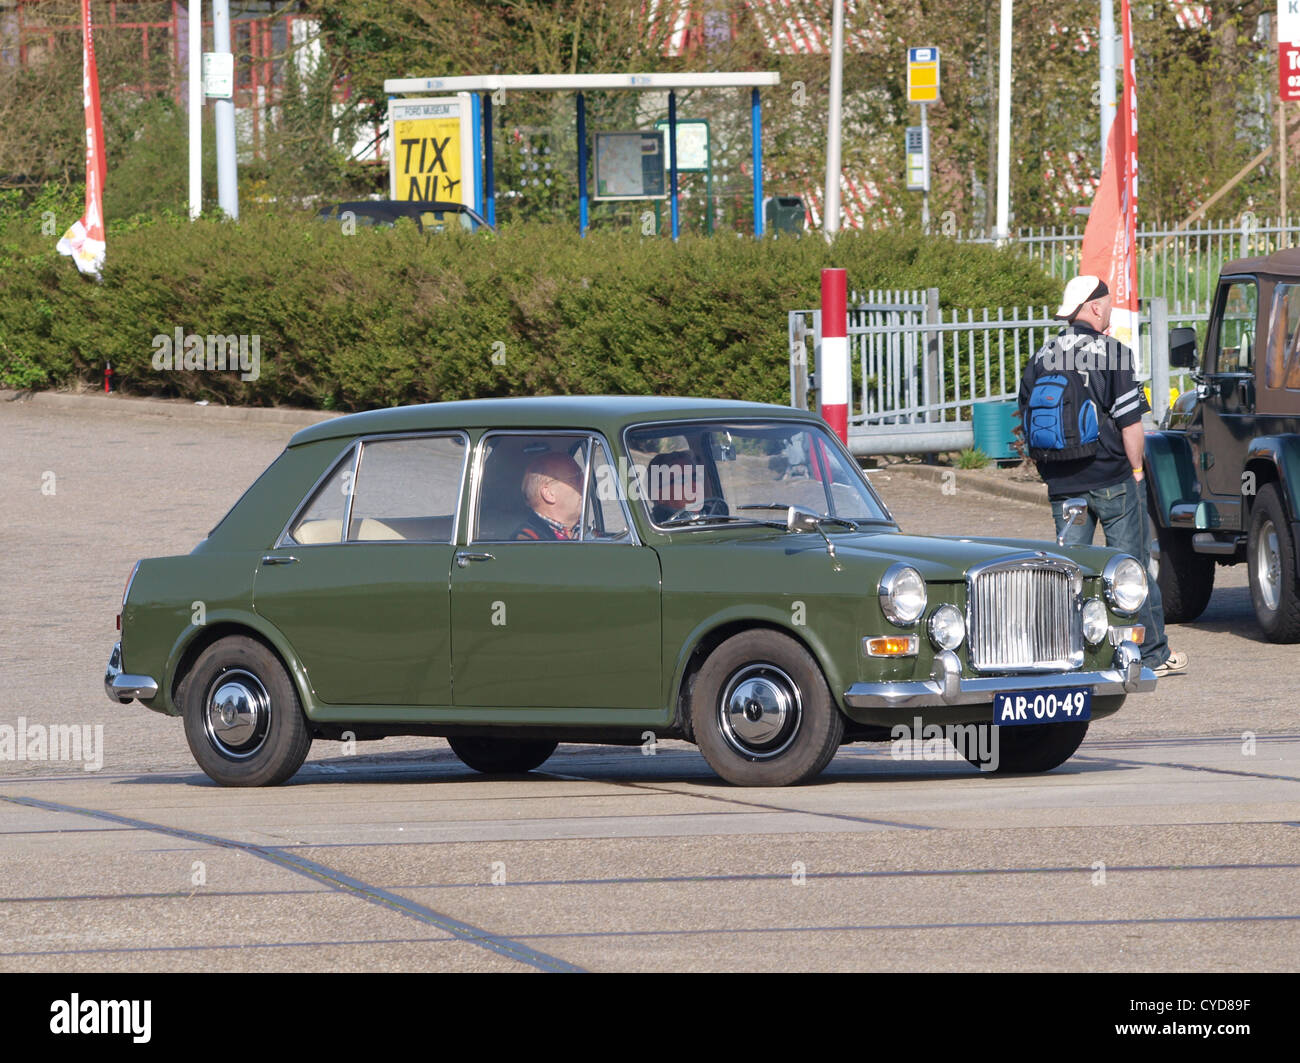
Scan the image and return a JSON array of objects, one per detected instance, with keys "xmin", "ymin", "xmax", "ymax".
[{"xmin": 1025, "ymin": 372, "xmax": 1099, "ymax": 462}]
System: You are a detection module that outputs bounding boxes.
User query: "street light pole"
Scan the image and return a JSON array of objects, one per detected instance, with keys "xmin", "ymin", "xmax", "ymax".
[
  {"xmin": 1100, "ymin": 0, "xmax": 1116, "ymax": 167},
  {"xmin": 995, "ymin": 0, "xmax": 1012, "ymax": 242},
  {"xmin": 188, "ymin": 1, "xmax": 201, "ymax": 219},
  {"xmin": 823, "ymin": 0, "xmax": 845, "ymax": 238}
]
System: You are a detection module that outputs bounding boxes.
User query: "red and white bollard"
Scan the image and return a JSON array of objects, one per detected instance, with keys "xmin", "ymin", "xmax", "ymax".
[{"xmin": 819, "ymin": 268, "xmax": 848, "ymax": 445}]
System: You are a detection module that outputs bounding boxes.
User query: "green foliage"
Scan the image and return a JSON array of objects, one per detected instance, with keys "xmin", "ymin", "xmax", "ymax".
[
  {"xmin": 0, "ymin": 214, "xmax": 1058, "ymax": 409},
  {"xmin": 956, "ymin": 447, "xmax": 991, "ymax": 470}
]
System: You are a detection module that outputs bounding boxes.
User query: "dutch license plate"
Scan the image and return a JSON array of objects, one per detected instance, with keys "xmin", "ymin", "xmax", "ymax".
[{"xmin": 993, "ymin": 688, "xmax": 1091, "ymax": 726}]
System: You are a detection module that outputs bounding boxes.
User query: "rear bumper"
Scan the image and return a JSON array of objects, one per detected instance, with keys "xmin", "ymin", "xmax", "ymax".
[
  {"xmin": 843, "ymin": 641, "xmax": 1154, "ymax": 710},
  {"xmin": 104, "ymin": 642, "xmax": 159, "ymax": 704}
]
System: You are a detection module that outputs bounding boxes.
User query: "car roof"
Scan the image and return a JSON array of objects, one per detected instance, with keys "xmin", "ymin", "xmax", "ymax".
[
  {"xmin": 1220, "ymin": 246, "xmax": 1300, "ymax": 278},
  {"xmin": 289, "ymin": 395, "xmax": 813, "ymax": 446}
]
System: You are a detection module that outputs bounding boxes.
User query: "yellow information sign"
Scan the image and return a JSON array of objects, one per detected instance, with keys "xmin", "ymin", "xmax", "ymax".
[
  {"xmin": 907, "ymin": 47, "xmax": 940, "ymax": 104},
  {"xmin": 387, "ymin": 97, "xmax": 475, "ymax": 204}
]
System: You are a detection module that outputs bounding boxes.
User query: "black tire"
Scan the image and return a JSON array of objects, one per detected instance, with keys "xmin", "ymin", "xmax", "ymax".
[
  {"xmin": 447, "ymin": 735, "xmax": 558, "ymax": 774},
  {"xmin": 962, "ymin": 720, "xmax": 1090, "ymax": 774},
  {"xmin": 689, "ymin": 629, "xmax": 844, "ymax": 786},
  {"xmin": 1247, "ymin": 483, "xmax": 1300, "ymax": 642},
  {"xmin": 180, "ymin": 635, "xmax": 312, "ymax": 787},
  {"xmin": 1149, "ymin": 495, "xmax": 1215, "ymax": 623}
]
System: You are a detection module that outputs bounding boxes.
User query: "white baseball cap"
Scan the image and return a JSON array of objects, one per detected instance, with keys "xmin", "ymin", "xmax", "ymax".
[{"xmin": 1055, "ymin": 275, "xmax": 1109, "ymax": 319}]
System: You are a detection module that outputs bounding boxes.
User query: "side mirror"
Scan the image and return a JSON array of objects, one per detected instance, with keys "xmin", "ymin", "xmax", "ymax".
[
  {"xmin": 1057, "ymin": 498, "xmax": 1088, "ymax": 547},
  {"xmin": 786, "ymin": 505, "xmax": 822, "ymax": 533},
  {"xmin": 1169, "ymin": 327, "xmax": 1198, "ymax": 369}
]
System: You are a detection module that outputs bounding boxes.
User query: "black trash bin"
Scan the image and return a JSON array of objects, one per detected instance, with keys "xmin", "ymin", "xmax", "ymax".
[{"xmin": 765, "ymin": 196, "xmax": 806, "ymax": 236}]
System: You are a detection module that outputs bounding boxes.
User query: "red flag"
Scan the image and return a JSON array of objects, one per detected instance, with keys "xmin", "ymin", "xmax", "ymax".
[
  {"xmin": 56, "ymin": 0, "xmax": 106, "ymax": 277},
  {"xmin": 1080, "ymin": 0, "xmax": 1138, "ymax": 346}
]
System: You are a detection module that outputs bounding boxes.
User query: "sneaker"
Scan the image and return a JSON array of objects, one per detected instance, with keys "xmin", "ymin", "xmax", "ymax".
[{"xmin": 1152, "ymin": 650, "xmax": 1188, "ymax": 677}]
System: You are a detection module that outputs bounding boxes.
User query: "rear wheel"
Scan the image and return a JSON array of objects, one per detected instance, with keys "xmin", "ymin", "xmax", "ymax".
[
  {"xmin": 690, "ymin": 629, "xmax": 843, "ymax": 786},
  {"xmin": 1149, "ymin": 493, "xmax": 1214, "ymax": 622},
  {"xmin": 447, "ymin": 735, "xmax": 558, "ymax": 774},
  {"xmin": 1247, "ymin": 483, "xmax": 1300, "ymax": 642},
  {"xmin": 180, "ymin": 635, "xmax": 312, "ymax": 787}
]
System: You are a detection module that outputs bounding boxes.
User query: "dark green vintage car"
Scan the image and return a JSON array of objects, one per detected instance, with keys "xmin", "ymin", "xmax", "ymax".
[{"xmin": 105, "ymin": 396, "xmax": 1155, "ymax": 787}]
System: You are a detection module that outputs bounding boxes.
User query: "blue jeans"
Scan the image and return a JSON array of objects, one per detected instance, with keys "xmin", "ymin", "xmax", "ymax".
[{"xmin": 1050, "ymin": 478, "xmax": 1170, "ymax": 668}]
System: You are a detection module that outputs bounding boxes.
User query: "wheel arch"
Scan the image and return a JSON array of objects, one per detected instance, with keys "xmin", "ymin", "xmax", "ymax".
[
  {"xmin": 1144, "ymin": 430, "xmax": 1199, "ymax": 526},
  {"xmin": 670, "ymin": 615, "xmax": 846, "ymax": 741},
  {"xmin": 1245, "ymin": 436, "xmax": 1300, "ymax": 523},
  {"xmin": 166, "ymin": 614, "xmax": 314, "ymax": 719}
]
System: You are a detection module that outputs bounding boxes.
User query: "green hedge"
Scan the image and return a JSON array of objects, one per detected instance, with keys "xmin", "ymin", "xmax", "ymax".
[{"xmin": 0, "ymin": 214, "xmax": 1059, "ymax": 410}]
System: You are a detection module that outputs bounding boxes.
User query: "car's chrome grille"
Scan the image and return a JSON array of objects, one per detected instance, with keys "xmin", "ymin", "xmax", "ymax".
[{"xmin": 968, "ymin": 559, "xmax": 1082, "ymax": 672}]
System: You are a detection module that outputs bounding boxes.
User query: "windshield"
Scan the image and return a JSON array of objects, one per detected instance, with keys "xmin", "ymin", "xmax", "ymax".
[{"xmin": 624, "ymin": 420, "xmax": 893, "ymax": 529}]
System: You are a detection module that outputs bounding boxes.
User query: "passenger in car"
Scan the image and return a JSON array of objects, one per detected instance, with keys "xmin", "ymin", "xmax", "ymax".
[{"xmin": 514, "ymin": 452, "xmax": 584, "ymax": 540}]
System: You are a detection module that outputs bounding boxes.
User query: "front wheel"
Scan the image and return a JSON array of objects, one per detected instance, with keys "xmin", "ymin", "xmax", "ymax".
[
  {"xmin": 1149, "ymin": 494, "xmax": 1214, "ymax": 623},
  {"xmin": 1247, "ymin": 483, "xmax": 1300, "ymax": 642},
  {"xmin": 447, "ymin": 735, "xmax": 558, "ymax": 774},
  {"xmin": 964, "ymin": 720, "xmax": 1089, "ymax": 774},
  {"xmin": 690, "ymin": 629, "xmax": 844, "ymax": 786},
  {"xmin": 181, "ymin": 635, "xmax": 312, "ymax": 787}
]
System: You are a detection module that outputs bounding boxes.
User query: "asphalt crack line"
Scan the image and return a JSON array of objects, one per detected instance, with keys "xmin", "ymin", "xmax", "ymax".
[{"xmin": 0, "ymin": 793, "xmax": 584, "ymax": 973}]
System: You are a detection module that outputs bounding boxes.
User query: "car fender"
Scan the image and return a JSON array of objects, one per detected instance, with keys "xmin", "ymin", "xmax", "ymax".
[
  {"xmin": 1144, "ymin": 430, "xmax": 1199, "ymax": 526},
  {"xmin": 668, "ymin": 605, "xmax": 850, "ymax": 728},
  {"xmin": 1244, "ymin": 435, "xmax": 1300, "ymax": 522},
  {"xmin": 161, "ymin": 609, "xmax": 318, "ymax": 719}
]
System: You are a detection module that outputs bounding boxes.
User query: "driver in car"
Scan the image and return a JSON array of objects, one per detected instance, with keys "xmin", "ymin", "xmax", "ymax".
[{"xmin": 648, "ymin": 451, "xmax": 703, "ymax": 524}]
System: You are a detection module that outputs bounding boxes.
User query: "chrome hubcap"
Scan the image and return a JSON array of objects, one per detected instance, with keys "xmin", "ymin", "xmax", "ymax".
[
  {"xmin": 203, "ymin": 669, "xmax": 271, "ymax": 759},
  {"xmin": 718, "ymin": 663, "xmax": 802, "ymax": 760},
  {"xmin": 1257, "ymin": 519, "xmax": 1282, "ymax": 612}
]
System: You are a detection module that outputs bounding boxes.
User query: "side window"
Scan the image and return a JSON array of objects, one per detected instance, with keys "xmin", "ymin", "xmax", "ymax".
[
  {"xmin": 287, "ymin": 446, "xmax": 356, "ymax": 545},
  {"xmin": 1210, "ymin": 280, "xmax": 1258, "ymax": 375},
  {"xmin": 1271, "ymin": 283, "xmax": 1300, "ymax": 390},
  {"xmin": 474, "ymin": 433, "xmax": 589, "ymax": 542},
  {"xmin": 588, "ymin": 439, "xmax": 630, "ymax": 541},
  {"xmin": 347, "ymin": 435, "xmax": 466, "ymax": 542}
]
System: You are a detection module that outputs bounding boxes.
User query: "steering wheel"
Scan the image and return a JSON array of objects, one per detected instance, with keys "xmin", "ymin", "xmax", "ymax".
[{"xmin": 663, "ymin": 497, "xmax": 729, "ymax": 524}]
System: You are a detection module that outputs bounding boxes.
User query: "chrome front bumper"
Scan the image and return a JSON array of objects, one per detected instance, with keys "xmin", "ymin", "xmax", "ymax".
[
  {"xmin": 104, "ymin": 642, "xmax": 159, "ymax": 704},
  {"xmin": 843, "ymin": 641, "xmax": 1155, "ymax": 710}
]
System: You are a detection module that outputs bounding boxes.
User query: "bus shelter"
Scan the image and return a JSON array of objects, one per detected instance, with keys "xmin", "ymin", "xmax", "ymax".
[{"xmin": 382, "ymin": 72, "xmax": 781, "ymax": 238}]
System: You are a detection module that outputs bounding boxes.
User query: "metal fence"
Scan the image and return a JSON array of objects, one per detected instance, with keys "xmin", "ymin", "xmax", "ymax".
[
  {"xmin": 959, "ymin": 215, "xmax": 1300, "ymax": 315},
  {"xmin": 790, "ymin": 293, "xmax": 1206, "ymax": 456}
]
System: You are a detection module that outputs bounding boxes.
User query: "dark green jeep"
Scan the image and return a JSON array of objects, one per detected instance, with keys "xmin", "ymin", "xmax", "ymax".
[{"xmin": 1147, "ymin": 248, "xmax": 1300, "ymax": 640}]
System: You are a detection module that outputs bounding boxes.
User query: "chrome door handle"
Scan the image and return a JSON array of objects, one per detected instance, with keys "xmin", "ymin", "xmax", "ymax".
[
  {"xmin": 456, "ymin": 551, "xmax": 495, "ymax": 568},
  {"xmin": 261, "ymin": 555, "xmax": 298, "ymax": 565}
]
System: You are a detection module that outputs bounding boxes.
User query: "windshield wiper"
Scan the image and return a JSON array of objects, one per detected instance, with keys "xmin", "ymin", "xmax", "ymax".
[
  {"xmin": 738, "ymin": 504, "xmax": 859, "ymax": 529},
  {"xmin": 663, "ymin": 513, "xmax": 785, "ymax": 528}
]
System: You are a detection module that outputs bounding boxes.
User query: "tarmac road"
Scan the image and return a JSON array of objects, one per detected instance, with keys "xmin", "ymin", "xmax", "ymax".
[{"xmin": 1, "ymin": 394, "xmax": 1297, "ymax": 972}]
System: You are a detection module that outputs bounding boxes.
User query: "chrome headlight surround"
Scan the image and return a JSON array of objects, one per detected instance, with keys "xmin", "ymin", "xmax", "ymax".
[
  {"xmin": 879, "ymin": 563, "xmax": 927, "ymax": 626},
  {"xmin": 1081, "ymin": 597, "xmax": 1109, "ymax": 645},
  {"xmin": 1103, "ymin": 555, "xmax": 1148, "ymax": 616},
  {"xmin": 928, "ymin": 603, "xmax": 965, "ymax": 650}
]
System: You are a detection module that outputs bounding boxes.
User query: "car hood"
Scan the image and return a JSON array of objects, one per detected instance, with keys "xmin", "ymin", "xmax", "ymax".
[{"xmin": 792, "ymin": 530, "xmax": 1123, "ymax": 582}]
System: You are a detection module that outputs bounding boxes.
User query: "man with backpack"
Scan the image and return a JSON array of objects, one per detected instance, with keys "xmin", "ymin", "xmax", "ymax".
[{"xmin": 1018, "ymin": 274, "xmax": 1187, "ymax": 677}]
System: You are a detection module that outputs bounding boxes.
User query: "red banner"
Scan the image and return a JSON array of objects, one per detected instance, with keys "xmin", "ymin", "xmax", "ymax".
[
  {"xmin": 1080, "ymin": 0, "xmax": 1138, "ymax": 346},
  {"xmin": 56, "ymin": 0, "xmax": 106, "ymax": 277}
]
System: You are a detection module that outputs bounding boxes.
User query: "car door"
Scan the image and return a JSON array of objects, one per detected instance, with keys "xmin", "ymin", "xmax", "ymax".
[
  {"xmin": 450, "ymin": 431, "xmax": 661, "ymax": 710},
  {"xmin": 253, "ymin": 432, "xmax": 467, "ymax": 706},
  {"xmin": 1198, "ymin": 276, "xmax": 1260, "ymax": 519}
]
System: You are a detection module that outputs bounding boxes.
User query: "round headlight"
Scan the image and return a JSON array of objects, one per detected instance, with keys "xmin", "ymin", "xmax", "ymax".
[
  {"xmin": 880, "ymin": 563, "xmax": 927, "ymax": 626},
  {"xmin": 1103, "ymin": 555, "xmax": 1148, "ymax": 615},
  {"xmin": 928, "ymin": 603, "xmax": 965, "ymax": 650},
  {"xmin": 1081, "ymin": 597, "xmax": 1109, "ymax": 645}
]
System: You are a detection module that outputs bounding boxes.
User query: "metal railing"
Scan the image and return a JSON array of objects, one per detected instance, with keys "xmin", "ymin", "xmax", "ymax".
[
  {"xmin": 958, "ymin": 215, "xmax": 1300, "ymax": 315},
  {"xmin": 791, "ymin": 293, "xmax": 1207, "ymax": 456}
]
